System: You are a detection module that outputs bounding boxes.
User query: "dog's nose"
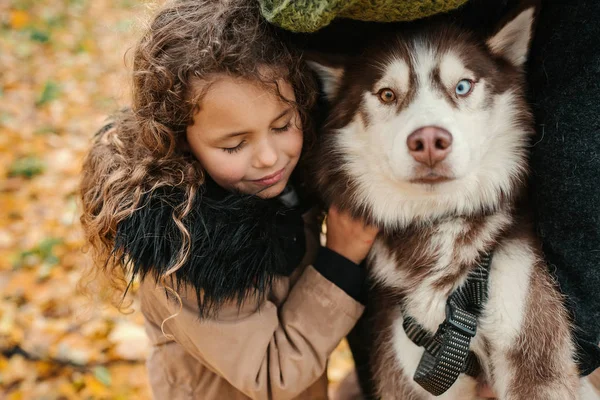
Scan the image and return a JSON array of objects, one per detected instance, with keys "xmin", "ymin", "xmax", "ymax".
[{"xmin": 406, "ymin": 126, "xmax": 453, "ymax": 166}]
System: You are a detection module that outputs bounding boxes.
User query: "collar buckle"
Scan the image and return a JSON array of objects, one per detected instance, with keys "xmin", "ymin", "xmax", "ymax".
[{"xmin": 445, "ymin": 303, "xmax": 477, "ymax": 337}]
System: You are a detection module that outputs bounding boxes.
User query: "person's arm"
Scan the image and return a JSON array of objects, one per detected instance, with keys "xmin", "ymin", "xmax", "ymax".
[
  {"xmin": 526, "ymin": 0, "xmax": 600, "ymax": 376},
  {"xmin": 141, "ymin": 207, "xmax": 378, "ymax": 400}
]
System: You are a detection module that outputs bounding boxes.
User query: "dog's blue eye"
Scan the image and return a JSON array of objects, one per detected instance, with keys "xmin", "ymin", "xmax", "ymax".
[{"xmin": 455, "ymin": 79, "xmax": 473, "ymax": 96}]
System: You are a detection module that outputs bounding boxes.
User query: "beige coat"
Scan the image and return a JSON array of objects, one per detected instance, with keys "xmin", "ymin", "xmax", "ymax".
[{"xmin": 139, "ymin": 209, "xmax": 364, "ymax": 400}]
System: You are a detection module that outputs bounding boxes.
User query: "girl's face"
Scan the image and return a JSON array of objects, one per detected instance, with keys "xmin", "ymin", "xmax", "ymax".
[{"xmin": 186, "ymin": 76, "xmax": 303, "ymax": 199}]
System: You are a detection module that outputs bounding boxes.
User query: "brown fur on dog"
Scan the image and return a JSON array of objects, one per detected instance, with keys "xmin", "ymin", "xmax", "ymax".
[{"xmin": 311, "ymin": 6, "xmax": 587, "ymax": 399}]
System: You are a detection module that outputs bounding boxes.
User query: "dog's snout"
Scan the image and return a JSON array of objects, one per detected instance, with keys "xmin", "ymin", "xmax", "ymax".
[{"xmin": 407, "ymin": 126, "xmax": 453, "ymax": 167}]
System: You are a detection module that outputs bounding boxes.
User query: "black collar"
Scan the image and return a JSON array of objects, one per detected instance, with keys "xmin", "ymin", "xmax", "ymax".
[{"xmin": 403, "ymin": 252, "xmax": 493, "ymax": 395}]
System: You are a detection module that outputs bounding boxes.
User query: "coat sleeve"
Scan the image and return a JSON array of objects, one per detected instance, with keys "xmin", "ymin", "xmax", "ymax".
[{"xmin": 140, "ymin": 249, "xmax": 365, "ymax": 400}]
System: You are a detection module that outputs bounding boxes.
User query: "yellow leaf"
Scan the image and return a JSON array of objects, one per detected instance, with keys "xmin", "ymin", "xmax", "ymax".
[
  {"xmin": 328, "ymin": 339, "xmax": 354, "ymax": 384},
  {"xmin": 58, "ymin": 380, "xmax": 80, "ymax": 399},
  {"xmin": 82, "ymin": 374, "xmax": 111, "ymax": 397},
  {"xmin": 0, "ymin": 354, "xmax": 8, "ymax": 371},
  {"xmin": 35, "ymin": 360, "xmax": 53, "ymax": 378},
  {"xmin": 7, "ymin": 391, "xmax": 23, "ymax": 400},
  {"xmin": 9, "ymin": 10, "xmax": 29, "ymax": 30}
]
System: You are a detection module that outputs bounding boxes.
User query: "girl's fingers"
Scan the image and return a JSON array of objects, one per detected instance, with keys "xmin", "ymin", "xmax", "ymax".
[{"xmin": 477, "ymin": 383, "xmax": 497, "ymax": 398}]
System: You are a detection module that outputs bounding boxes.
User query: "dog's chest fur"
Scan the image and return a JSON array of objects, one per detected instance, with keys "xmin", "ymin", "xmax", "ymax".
[
  {"xmin": 368, "ymin": 213, "xmax": 542, "ymax": 399},
  {"xmin": 369, "ymin": 212, "xmax": 584, "ymax": 400},
  {"xmin": 370, "ymin": 211, "xmax": 511, "ymax": 302}
]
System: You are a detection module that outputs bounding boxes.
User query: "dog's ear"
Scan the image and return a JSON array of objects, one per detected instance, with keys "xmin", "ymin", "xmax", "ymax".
[
  {"xmin": 304, "ymin": 52, "xmax": 346, "ymax": 101},
  {"xmin": 486, "ymin": 7, "xmax": 536, "ymax": 67}
]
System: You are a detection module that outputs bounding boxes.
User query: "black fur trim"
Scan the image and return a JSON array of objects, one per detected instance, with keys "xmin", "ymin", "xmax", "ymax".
[{"xmin": 114, "ymin": 180, "xmax": 307, "ymax": 317}]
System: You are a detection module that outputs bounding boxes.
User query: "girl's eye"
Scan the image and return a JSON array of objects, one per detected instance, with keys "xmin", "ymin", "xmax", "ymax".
[
  {"xmin": 377, "ymin": 88, "xmax": 396, "ymax": 104},
  {"xmin": 455, "ymin": 79, "xmax": 474, "ymax": 97},
  {"xmin": 222, "ymin": 140, "xmax": 246, "ymax": 154},
  {"xmin": 272, "ymin": 122, "xmax": 291, "ymax": 133}
]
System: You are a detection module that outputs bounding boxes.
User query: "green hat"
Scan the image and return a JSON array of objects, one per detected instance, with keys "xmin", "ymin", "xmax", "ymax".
[{"xmin": 259, "ymin": 0, "xmax": 469, "ymax": 33}]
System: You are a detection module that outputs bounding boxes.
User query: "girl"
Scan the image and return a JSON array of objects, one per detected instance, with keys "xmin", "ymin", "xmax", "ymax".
[{"xmin": 79, "ymin": 0, "xmax": 378, "ymax": 399}]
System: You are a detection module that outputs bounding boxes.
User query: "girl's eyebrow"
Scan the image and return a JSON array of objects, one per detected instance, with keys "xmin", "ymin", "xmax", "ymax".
[
  {"xmin": 222, "ymin": 130, "xmax": 250, "ymax": 139},
  {"xmin": 272, "ymin": 108, "xmax": 291, "ymax": 123}
]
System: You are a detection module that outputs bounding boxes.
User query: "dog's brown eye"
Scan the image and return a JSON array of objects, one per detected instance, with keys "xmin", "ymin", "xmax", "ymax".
[{"xmin": 378, "ymin": 88, "xmax": 396, "ymax": 104}]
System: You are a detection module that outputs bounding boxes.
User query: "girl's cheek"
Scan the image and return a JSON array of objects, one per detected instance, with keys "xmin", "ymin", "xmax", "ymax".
[
  {"xmin": 202, "ymin": 151, "xmax": 248, "ymax": 188},
  {"xmin": 284, "ymin": 126, "xmax": 304, "ymax": 158}
]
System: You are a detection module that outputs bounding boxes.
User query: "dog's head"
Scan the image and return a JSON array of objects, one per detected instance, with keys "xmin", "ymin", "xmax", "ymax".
[{"xmin": 311, "ymin": 8, "xmax": 536, "ymax": 229}]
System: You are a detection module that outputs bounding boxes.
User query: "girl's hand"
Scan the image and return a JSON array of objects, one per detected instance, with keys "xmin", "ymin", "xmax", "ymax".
[
  {"xmin": 477, "ymin": 383, "xmax": 497, "ymax": 399},
  {"xmin": 325, "ymin": 205, "xmax": 379, "ymax": 264}
]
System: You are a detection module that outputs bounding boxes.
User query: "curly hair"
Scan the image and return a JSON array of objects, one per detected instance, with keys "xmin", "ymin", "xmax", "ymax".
[{"xmin": 79, "ymin": 0, "xmax": 317, "ymax": 305}]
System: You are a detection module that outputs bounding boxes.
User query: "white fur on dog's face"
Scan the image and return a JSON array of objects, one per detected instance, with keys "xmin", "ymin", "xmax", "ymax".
[
  {"xmin": 337, "ymin": 49, "xmax": 527, "ymax": 224},
  {"xmin": 313, "ymin": 9, "xmax": 535, "ymax": 228}
]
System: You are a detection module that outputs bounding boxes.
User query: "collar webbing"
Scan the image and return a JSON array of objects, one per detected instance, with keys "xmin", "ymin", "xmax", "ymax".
[{"xmin": 403, "ymin": 252, "xmax": 492, "ymax": 395}]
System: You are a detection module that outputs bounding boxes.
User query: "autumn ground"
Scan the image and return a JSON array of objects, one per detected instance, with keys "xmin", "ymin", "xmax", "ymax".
[{"xmin": 0, "ymin": 1, "xmax": 353, "ymax": 398}]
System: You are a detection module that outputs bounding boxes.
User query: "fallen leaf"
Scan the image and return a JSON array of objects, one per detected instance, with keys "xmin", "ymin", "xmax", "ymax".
[
  {"xmin": 7, "ymin": 156, "xmax": 46, "ymax": 179},
  {"xmin": 1, "ymin": 354, "xmax": 30, "ymax": 387},
  {"xmin": 93, "ymin": 365, "xmax": 112, "ymax": 387},
  {"xmin": 9, "ymin": 10, "xmax": 29, "ymax": 30},
  {"xmin": 30, "ymin": 29, "xmax": 50, "ymax": 43},
  {"xmin": 36, "ymin": 81, "xmax": 61, "ymax": 107},
  {"xmin": 81, "ymin": 373, "xmax": 112, "ymax": 398},
  {"xmin": 108, "ymin": 320, "xmax": 149, "ymax": 361}
]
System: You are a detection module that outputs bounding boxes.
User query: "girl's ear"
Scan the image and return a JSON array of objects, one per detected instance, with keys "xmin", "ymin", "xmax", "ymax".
[
  {"xmin": 486, "ymin": 7, "xmax": 537, "ymax": 67},
  {"xmin": 304, "ymin": 52, "xmax": 347, "ymax": 101}
]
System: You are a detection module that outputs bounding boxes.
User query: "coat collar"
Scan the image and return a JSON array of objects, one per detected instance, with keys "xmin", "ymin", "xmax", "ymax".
[{"xmin": 114, "ymin": 178, "xmax": 309, "ymax": 317}]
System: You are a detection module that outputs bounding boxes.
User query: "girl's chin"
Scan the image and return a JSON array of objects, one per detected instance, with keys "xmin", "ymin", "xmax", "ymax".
[
  {"xmin": 254, "ymin": 180, "xmax": 287, "ymax": 199},
  {"xmin": 227, "ymin": 176, "xmax": 289, "ymax": 198}
]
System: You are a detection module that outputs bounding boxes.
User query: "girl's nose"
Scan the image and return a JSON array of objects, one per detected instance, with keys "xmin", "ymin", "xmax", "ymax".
[{"xmin": 254, "ymin": 138, "xmax": 278, "ymax": 168}]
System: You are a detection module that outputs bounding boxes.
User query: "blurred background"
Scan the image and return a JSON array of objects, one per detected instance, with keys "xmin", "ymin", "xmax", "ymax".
[{"xmin": 0, "ymin": 0, "xmax": 353, "ymax": 398}]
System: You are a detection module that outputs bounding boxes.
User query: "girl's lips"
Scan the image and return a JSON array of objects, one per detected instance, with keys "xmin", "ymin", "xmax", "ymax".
[{"xmin": 251, "ymin": 167, "xmax": 286, "ymax": 186}]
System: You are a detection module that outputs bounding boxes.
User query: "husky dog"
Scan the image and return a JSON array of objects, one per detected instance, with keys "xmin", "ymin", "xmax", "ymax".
[{"xmin": 311, "ymin": 8, "xmax": 598, "ymax": 400}]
